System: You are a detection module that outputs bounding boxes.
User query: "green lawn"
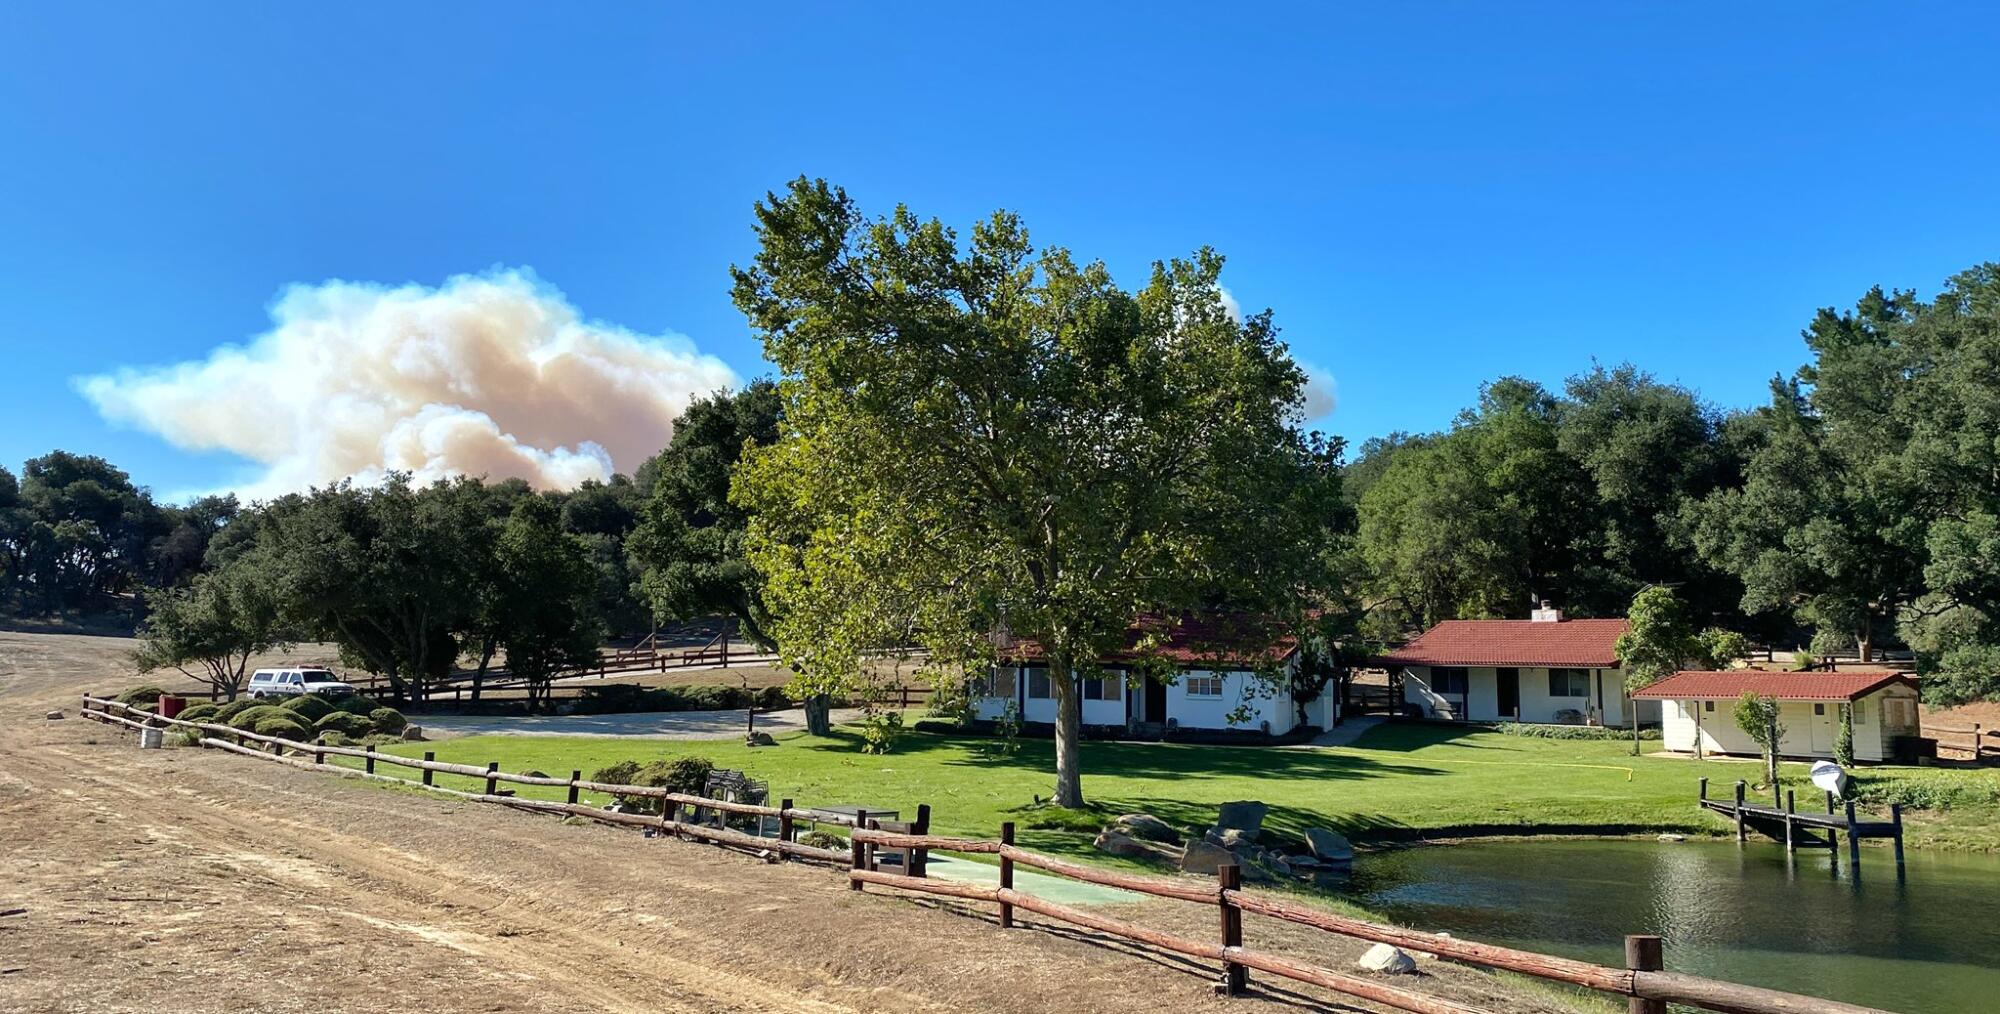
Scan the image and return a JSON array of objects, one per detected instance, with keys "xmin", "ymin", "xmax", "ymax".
[{"xmin": 332, "ymin": 721, "xmax": 2000, "ymax": 860}]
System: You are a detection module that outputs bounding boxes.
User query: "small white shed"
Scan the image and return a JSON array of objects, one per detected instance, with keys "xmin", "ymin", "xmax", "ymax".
[{"xmin": 1632, "ymin": 669, "xmax": 1922, "ymax": 763}]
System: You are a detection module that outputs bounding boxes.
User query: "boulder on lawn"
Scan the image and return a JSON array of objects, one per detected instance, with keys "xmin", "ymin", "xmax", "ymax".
[
  {"xmin": 1216, "ymin": 800, "xmax": 1268, "ymax": 836},
  {"xmin": 1357, "ymin": 943, "xmax": 1416, "ymax": 975},
  {"xmin": 1303, "ymin": 828, "xmax": 1354, "ymax": 863},
  {"xmin": 1110, "ymin": 813, "xmax": 1180, "ymax": 844},
  {"xmin": 1179, "ymin": 839, "xmax": 1236, "ymax": 875},
  {"xmin": 399, "ymin": 725, "xmax": 424, "ymax": 741},
  {"xmin": 1204, "ymin": 826, "xmax": 1262, "ymax": 853},
  {"xmin": 1094, "ymin": 829, "xmax": 1178, "ymax": 862},
  {"xmin": 45, "ymin": 710, "xmax": 64, "ymax": 720}
]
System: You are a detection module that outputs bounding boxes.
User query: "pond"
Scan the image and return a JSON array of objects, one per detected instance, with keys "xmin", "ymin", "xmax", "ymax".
[{"xmin": 1347, "ymin": 839, "xmax": 2000, "ymax": 1014}]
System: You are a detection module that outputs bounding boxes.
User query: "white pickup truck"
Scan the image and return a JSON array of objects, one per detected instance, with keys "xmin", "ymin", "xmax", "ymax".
[{"xmin": 245, "ymin": 667, "xmax": 356, "ymax": 699}]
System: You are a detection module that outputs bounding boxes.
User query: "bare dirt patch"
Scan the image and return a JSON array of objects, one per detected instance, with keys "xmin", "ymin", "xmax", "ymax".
[{"xmin": 1, "ymin": 631, "xmax": 1573, "ymax": 1013}]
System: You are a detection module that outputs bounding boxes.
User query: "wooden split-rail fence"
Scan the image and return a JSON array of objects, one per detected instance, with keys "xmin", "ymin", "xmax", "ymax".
[{"xmin": 79, "ymin": 695, "xmax": 1893, "ymax": 1014}]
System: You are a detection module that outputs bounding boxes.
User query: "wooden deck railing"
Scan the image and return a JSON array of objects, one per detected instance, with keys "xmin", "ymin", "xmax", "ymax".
[{"xmin": 79, "ymin": 694, "xmax": 1894, "ymax": 1014}]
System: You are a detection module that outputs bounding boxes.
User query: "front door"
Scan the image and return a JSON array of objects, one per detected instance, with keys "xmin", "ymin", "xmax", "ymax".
[
  {"xmin": 1808, "ymin": 701, "xmax": 1838, "ymax": 756},
  {"xmin": 1496, "ymin": 668, "xmax": 1520, "ymax": 720},
  {"xmin": 1145, "ymin": 679, "xmax": 1168, "ymax": 723}
]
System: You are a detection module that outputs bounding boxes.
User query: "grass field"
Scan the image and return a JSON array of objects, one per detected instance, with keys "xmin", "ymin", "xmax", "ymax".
[{"xmin": 334, "ymin": 720, "xmax": 2000, "ymax": 861}]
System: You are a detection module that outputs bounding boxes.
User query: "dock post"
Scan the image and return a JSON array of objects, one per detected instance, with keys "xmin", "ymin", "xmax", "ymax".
[
  {"xmin": 1891, "ymin": 803, "xmax": 1905, "ymax": 866},
  {"xmin": 1825, "ymin": 789, "xmax": 1835, "ymax": 814},
  {"xmin": 1733, "ymin": 781, "xmax": 1747, "ymax": 842},
  {"xmin": 1845, "ymin": 799, "xmax": 1861, "ymax": 868},
  {"xmin": 1784, "ymin": 790, "xmax": 1796, "ymax": 854},
  {"xmin": 1624, "ymin": 935, "xmax": 1667, "ymax": 1014}
]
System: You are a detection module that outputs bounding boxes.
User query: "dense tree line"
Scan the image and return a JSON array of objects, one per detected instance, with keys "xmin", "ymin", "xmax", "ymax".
[{"xmin": 1350, "ymin": 262, "xmax": 2000, "ymax": 705}]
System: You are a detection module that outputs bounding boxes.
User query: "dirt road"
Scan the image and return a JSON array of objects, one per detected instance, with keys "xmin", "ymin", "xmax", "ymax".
[{"xmin": 0, "ymin": 631, "xmax": 1565, "ymax": 1013}]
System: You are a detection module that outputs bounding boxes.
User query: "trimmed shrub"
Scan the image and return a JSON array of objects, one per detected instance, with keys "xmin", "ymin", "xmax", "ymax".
[
  {"xmin": 755, "ymin": 685, "xmax": 790, "ymax": 711},
  {"xmin": 328, "ymin": 694, "xmax": 376, "ymax": 716},
  {"xmin": 314, "ymin": 712, "xmax": 374, "ymax": 738},
  {"xmin": 214, "ymin": 698, "xmax": 263, "ymax": 722},
  {"xmin": 281, "ymin": 694, "xmax": 337, "ymax": 724},
  {"xmin": 227, "ymin": 705, "xmax": 294, "ymax": 731},
  {"xmin": 1495, "ymin": 723, "xmax": 1661, "ymax": 741},
  {"xmin": 116, "ymin": 685, "xmax": 167, "ymax": 705},
  {"xmin": 368, "ymin": 707, "xmax": 408, "ymax": 735},
  {"xmin": 587, "ymin": 756, "xmax": 716, "ymax": 813},
  {"xmin": 249, "ymin": 714, "xmax": 312, "ymax": 741},
  {"xmin": 177, "ymin": 703, "xmax": 222, "ymax": 724}
]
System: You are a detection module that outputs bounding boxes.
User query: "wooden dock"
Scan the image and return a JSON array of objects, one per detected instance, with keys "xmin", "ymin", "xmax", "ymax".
[{"xmin": 1698, "ymin": 777, "xmax": 1904, "ymax": 867}]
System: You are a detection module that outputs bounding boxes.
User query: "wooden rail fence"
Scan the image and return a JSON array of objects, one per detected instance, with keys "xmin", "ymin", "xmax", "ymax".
[
  {"xmin": 1924, "ymin": 722, "xmax": 1999, "ymax": 762},
  {"xmin": 79, "ymin": 694, "xmax": 1893, "ymax": 1014}
]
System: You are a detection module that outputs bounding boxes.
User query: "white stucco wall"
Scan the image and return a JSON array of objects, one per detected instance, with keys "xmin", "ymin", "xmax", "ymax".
[
  {"xmin": 1405, "ymin": 665, "xmax": 1634, "ymax": 726},
  {"xmin": 1659, "ymin": 688, "xmax": 1915, "ymax": 762},
  {"xmin": 968, "ymin": 657, "xmax": 1314, "ymax": 734}
]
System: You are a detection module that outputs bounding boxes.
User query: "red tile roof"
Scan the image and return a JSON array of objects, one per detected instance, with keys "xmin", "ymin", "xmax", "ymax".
[
  {"xmin": 1375, "ymin": 618, "xmax": 1629, "ymax": 668},
  {"xmin": 1631, "ymin": 669, "xmax": 1916, "ymax": 701},
  {"xmin": 999, "ymin": 614, "xmax": 1299, "ymax": 668}
]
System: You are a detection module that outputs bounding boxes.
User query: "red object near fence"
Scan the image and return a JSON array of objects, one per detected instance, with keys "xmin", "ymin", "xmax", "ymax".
[{"xmin": 157, "ymin": 695, "xmax": 186, "ymax": 719}]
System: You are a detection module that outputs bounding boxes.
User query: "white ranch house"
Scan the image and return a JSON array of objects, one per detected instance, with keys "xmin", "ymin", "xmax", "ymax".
[
  {"xmin": 969, "ymin": 619, "xmax": 1337, "ymax": 739},
  {"xmin": 1633, "ymin": 669, "xmax": 1923, "ymax": 763},
  {"xmin": 1381, "ymin": 608, "xmax": 1649, "ymax": 725}
]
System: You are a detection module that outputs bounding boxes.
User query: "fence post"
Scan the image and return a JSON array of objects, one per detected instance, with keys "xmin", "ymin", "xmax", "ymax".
[
  {"xmin": 1976, "ymin": 723, "xmax": 1984, "ymax": 761},
  {"xmin": 485, "ymin": 761, "xmax": 499, "ymax": 797},
  {"xmin": 364, "ymin": 744, "xmax": 375, "ymax": 775},
  {"xmin": 422, "ymin": 751, "xmax": 435, "ymax": 786},
  {"xmin": 1216, "ymin": 863, "xmax": 1247, "ymax": 995},
  {"xmin": 1733, "ymin": 781, "xmax": 1746, "ymax": 841},
  {"xmin": 848, "ymin": 809, "xmax": 868, "ymax": 891},
  {"xmin": 313, "ymin": 736, "xmax": 325, "ymax": 766},
  {"xmin": 567, "ymin": 770, "xmax": 581, "ymax": 805},
  {"xmin": 1624, "ymin": 935, "xmax": 1665, "ymax": 1014},
  {"xmin": 1698, "ymin": 776, "xmax": 1707, "ymax": 801},
  {"xmin": 999, "ymin": 821, "xmax": 1015, "ymax": 928},
  {"xmin": 912, "ymin": 803, "xmax": 932, "ymax": 877},
  {"xmin": 778, "ymin": 797, "xmax": 794, "ymax": 858}
]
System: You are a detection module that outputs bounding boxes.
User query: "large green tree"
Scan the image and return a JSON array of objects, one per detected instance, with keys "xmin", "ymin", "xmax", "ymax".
[
  {"xmin": 630, "ymin": 380, "xmax": 783, "ymax": 646},
  {"xmin": 731, "ymin": 179, "xmax": 1342, "ymax": 806},
  {"xmin": 490, "ymin": 497, "xmax": 603, "ymax": 710},
  {"xmin": 132, "ymin": 555, "xmax": 287, "ymax": 700}
]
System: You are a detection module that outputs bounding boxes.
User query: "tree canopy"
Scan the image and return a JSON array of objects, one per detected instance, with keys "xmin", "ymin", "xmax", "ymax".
[{"xmin": 731, "ymin": 178, "xmax": 1345, "ymax": 806}]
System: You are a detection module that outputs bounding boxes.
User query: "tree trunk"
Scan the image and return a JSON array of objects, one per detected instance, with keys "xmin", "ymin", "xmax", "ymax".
[
  {"xmin": 1765, "ymin": 709, "xmax": 1781, "ymax": 788},
  {"xmin": 471, "ymin": 636, "xmax": 495, "ymax": 703},
  {"xmin": 1052, "ymin": 655, "xmax": 1084, "ymax": 808},
  {"xmin": 803, "ymin": 694, "xmax": 832, "ymax": 736},
  {"xmin": 1856, "ymin": 629, "xmax": 1873, "ymax": 664}
]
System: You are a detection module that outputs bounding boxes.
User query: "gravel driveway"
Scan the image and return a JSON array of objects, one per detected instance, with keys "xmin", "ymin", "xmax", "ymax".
[{"xmin": 413, "ymin": 706, "xmax": 864, "ymax": 739}]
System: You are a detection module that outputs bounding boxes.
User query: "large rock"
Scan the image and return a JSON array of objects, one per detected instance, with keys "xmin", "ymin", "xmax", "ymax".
[
  {"xmin": 1216, "ymin": 800, "xmax": 1268, "ymax": 835},
  {"xmin": 1357, "ymin": 943, "xmax": 1416, "ymax": 975},
  {"xmin": 1303, "ymin": 828, "xmax": 1354, "ymax": 863},
  {"xmin": 1179, "ymin": 839, "xmax": 1237, "ymax": 875},
  {"xmin": 1204, "ymin": 826, "xmax": 1261, "ymax": 852},
  {"xmin": 1110, "ymin": 813, "xmax": 1180, "ymax": 844},
  {"xmin": 1094, "ymin": 830, "xmax": 1178, "ymax": 862},
  {"xmin": 45, "ymin": 710, "xmax": 64, "ymax": 720},
  {"xmin": 399, "ymin": 725, "xmax": 425, "ymax": 741}
]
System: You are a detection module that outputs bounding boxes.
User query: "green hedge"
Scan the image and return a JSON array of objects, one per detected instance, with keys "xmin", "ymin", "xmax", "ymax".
[
  {"xmin": 249, "ymin": 714, "xmax": 312, "ymax": 741},
  {"xmin": 369, "ymin": 707, "xmax": 407, "ymax": 734},
  {"xmin": 314, "ymin": 712, "xmax": 375, "ymax": 737},
  {"xmin": 1495, "ymin": 722, "xmax": 1662, "ymax": 741},
  {"xmin": 574, "ymin": 683, "xmax": 787, "ymax": 715},
  {"xmin": 281, "ymin": 694, "xmax": 338, "ymax": 724},
  {"xmin": 116, "ymin": 685, "xmax": 166, "ymax": 705},
  {"xmin": 177, "ymin": 703, "xmax": 222, "ymax": 724}
]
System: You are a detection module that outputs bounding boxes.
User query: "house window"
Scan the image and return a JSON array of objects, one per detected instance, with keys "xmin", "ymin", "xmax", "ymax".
[
  {"xmin": 979, "ymin": 666, "xmax": 1018, "ymax": 699},
  {"xmin": 1813, "ymin": 703, "xmax": 1826, "ymax": 716},
  {"xmin": 1026, "ymin": 667, "xmax": 1051, "ymax": 699},
  {"xmin": 1703, "ymin": 700, "xmax": 1715, "ymax": 713},
  {"xmin": 1430, "ymin": 667, "xmax": 1468, "ymax": 695},
  {"xmin": 1082, "ymin": 675, "xmax": 1122, "ymax": 701},
  {"xmin": 1854, "ymin": 700, "xmax": 1867, "ymax": 723},
  {"xmin": 1185, "ymin": 673, "xmax": 1225, "ymax": 698},
  {"xmin": 1547, "ymin": 669, "xmax": 1590, "ymax": 697}
]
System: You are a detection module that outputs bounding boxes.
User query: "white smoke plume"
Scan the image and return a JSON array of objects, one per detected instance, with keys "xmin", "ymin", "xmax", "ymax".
[{"xmin": 78, "ymin": 268, "xmax": 739, "ymax": 499}]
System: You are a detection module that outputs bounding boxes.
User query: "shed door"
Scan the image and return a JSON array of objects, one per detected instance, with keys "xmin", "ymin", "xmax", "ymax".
[{"xmin": 1807, "ymin": 702, "xmax": 1837, "ymax": 755}]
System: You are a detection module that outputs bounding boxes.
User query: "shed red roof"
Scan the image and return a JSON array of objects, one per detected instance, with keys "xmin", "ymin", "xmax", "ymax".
[
  {"xmin": 1630, "ymin": 669, "xmax": 1916, "ymax": 701},
  {"xmin": 999, "ymin": 614, "xmax": 1298, "ymax": 668},
  {"xmin": 1375, "ymin": 618, "xmax": 1629, "ymax": 669}
]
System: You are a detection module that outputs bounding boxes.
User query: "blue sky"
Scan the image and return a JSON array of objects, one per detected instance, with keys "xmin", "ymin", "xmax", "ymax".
[{"xmin": 4, "ymin": 4, "xmax": 1999, "ymax": 499}]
